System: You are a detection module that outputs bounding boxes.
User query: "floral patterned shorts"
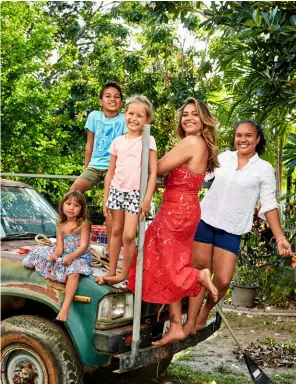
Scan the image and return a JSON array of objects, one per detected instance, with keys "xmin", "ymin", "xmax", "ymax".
[{"xmin": 106, "ymin": 185, "xmax": 140, "ymax": 215}]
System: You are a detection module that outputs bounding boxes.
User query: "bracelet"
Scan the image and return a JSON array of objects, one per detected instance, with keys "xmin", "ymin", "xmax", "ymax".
[{"xmin": 276, "ymin": 236, "xmax": 286, "ymax": 243}]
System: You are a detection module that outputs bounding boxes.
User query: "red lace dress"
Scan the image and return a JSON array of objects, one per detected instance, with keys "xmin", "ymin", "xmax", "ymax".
[{"xmin": 128, "ymin": 165, "xmax": 205, "ymax": 304}]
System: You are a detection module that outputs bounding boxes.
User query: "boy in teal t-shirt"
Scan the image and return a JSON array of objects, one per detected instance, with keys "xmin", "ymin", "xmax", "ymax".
[
  {"xmin": 71, "ymin": 81, "xmax": 127, "ymax": 191},
  {"xmin": 70, "ymin": 81, "xmax": 127, "ymax": 253}
]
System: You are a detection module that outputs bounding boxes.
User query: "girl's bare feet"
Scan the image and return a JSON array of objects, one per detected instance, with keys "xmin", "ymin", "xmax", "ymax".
[
  {"xmin": 152, "ymin": 327, "xmax": 186, "ymax": 346},
  {"xmin": 102, "ymin": 273, "xmax": 127, "ymax": 285},
  {"xmin": 198, "ymin": 269, "xmax": 218, "ymax": 303},
  {"xmin": 195, "ymin": 304, "xmax": 210, "ymax": 330},
  {"xmin": 96, "ymin": 273, "xmax": 115, "ymax": 285}
]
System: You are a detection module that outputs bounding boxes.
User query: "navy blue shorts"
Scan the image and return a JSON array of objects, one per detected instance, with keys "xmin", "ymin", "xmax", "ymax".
[{"xmin": 194, "ymin": 220, "xmax": 241, "ymax": 256}]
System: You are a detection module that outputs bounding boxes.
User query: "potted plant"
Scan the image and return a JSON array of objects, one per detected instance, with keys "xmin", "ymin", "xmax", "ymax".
[
  {"xmin": 231, "ymin": 264, "xmax": 259, "ymax": 308},
  {"xmin": 231, "ymin": 209, "xmax": 271, "ymax": 307}
]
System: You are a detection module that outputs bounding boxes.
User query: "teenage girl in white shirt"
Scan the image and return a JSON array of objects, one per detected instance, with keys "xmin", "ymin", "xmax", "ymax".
[{"xmin": 183, "ymin": 119, "xmax": 292, "ymax": 336}]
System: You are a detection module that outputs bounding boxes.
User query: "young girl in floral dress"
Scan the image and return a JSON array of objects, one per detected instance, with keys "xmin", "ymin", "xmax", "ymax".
[{"xmin": 23, "ymin": 190, "xmax": 92, "ymax": 321}]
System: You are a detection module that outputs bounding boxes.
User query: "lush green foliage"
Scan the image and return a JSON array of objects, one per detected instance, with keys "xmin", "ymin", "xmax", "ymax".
[
  {"xmin": 1, "ymin": 1, "xmax": 295, "ymax": 207},
  {"xmin": 234, "ymin": 210, "xmax": 296, "ymax": 306},
  {"xmin": 283, "ymin": 133, "xmax": 296, "ymax": 170},
  {"xmin": 146, "ymin": 0, "xmax": 296, "ymax": 195}
]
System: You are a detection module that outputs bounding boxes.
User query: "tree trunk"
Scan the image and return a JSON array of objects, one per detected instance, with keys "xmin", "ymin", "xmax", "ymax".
[
  {"xmin": 287, "ymin": 168, "xmax": 292, "ymax": 201},
  {"xmin": 275, "ymin": 135, "xmax": 284, "ymax": 198}
]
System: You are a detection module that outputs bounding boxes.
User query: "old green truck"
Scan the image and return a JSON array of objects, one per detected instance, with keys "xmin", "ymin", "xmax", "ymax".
[{"xmin": 1, "ymin": 178, "xmax": 221, "ymax": 384}]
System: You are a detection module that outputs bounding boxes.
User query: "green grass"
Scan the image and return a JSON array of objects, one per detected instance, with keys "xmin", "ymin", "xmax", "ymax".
[
  {"xmin": 258, "ymin": 337, "xmax": 296, "ymax": 353},
  {"xmin": 173, "ymin": 350, "xmax": 195, "ymax": 361},
  {"xmin": 215, "ymin": 364, "xmax": 234, "ymax": 375},
  {"xmin": 163, "ymin": 313, "xmax": 296, "ymax": 384},
  {"xmin": 167, "ymin": 363, "xmax": 252, "ymax": 384},
  {"xmin": 213, "ymin": 312, "xmax": 296, "ymax": 334},
  {"xmin": 166, "ymin": 363, "xmax": 296, "ymax": 384},
  {"xmin": 270, "ymin": 373, "xmax": 296, "ymax": 384}
]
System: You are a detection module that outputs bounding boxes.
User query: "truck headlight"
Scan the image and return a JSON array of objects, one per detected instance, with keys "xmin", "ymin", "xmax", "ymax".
[{"xmin": 97, "ymin": 293, "xmax": 133, "ymax": 322}]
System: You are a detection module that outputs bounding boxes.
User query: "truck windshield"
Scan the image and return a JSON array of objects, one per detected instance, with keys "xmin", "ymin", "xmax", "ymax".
[{"xmin": 1, "ymin": 186, "xmax": 57, "ymax": 238}]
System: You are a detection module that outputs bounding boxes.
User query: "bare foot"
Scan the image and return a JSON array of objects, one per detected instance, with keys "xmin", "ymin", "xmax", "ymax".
[
  {"xmin": 152, "ymin": 327, "xmax": 186, "ymax": 347},
  {"xmin": 56, "ymin": 308, "xmax": 69, "ymax": 322},
  {"xmin": 195, "ymin": 304, "xmax": 210, "ymax": 330},
  {"xmin": 103, "ymin": 273, "xmax": 127, "ymax": 285},
  {"xmin": 96, "ymin": 273, "xmax": 115, "ymax": 285},
  {"xmin": 183, "ymin": 321, "xmax": 196, "ymax": 337},
  {"xmin": 198, "ymin": 269, "xmax": 218, "ymax": 303}
]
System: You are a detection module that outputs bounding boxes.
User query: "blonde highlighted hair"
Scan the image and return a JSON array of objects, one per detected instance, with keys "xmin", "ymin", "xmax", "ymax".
[
  {"xmin": 125, "ymin": 95, "xmax": 153, "ymax": 123},
  {"xmin": 57, "ymin": 190, "xmax": 89, "ymax": 232},
  {"xmin": 176, "ymin": 97, "xmax": 219, "ymax": 173}
]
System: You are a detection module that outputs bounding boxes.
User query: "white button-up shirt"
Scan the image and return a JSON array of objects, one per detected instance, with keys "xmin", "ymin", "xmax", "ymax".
[{"xmin": 201, "ymin": 151, "xmax": 278, "ymax": 235}]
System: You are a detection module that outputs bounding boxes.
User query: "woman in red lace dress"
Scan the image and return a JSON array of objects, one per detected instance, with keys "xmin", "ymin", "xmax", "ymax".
[{"xmin": 128, "ymin": 97, "xmax": 219, "ymax": 345}]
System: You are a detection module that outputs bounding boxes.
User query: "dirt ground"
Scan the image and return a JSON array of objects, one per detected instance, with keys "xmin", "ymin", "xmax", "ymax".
[
  {"xmin": 86, "ymin": 311, "xmax": 296, "ymax": 384},
  {"xmin": 170, "ymin": 311, "xmax": 296, "ymax": 377}
]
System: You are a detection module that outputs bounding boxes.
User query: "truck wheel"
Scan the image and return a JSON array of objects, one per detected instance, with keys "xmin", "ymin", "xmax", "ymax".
[
  {"xmin": 1, "ymin": 315, "xmax": 83, "ymax": 384},
  {"xmin": 128, "ymin": 357, "xmax": 172, "ymax": 379}
]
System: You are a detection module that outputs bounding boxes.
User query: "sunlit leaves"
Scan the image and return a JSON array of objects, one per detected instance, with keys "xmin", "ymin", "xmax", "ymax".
[
  {"xmin": 2, "ymin": 1, "xmax": 295, "ymax": 204},
  {"xmin": 283, "ymin": 134, "xmax": 296, "ymax": 170}
]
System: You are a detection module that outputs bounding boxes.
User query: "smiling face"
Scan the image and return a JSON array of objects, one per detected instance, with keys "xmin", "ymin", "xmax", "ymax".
[
  {"xmin": 181, "ymin": 103, "xmax": 202, "ymax": 137},
  {"xmin": 125, "ymin": 102, "xmax": 148, "ymax": 135},
  {"xmin": 234, "ymin": 123, "xmax": 260, "ymax": 157},
  {"xmin": 100, "ymin": 86, "xmax": 122, "ymax": 117},
  {"xmin": 62, "ymin": 197, "xmax": 82, "ymax": 220}
]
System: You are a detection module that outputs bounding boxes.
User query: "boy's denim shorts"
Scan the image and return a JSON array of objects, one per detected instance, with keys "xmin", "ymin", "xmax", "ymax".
[{"xmin": 194, "ymin": 220, "xmax": 241, "ymax": 256}]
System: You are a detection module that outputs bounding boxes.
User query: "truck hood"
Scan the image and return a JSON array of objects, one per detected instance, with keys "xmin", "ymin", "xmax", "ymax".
[
  {"xmin": 1, "ymin": 239, "xmax": 119, "ymax": 296},
  {"xmin": 1, "ymin": 239, "xmax": 38, "ymax": 262}
]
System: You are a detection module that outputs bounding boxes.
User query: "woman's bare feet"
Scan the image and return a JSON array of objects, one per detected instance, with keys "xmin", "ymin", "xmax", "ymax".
[
  {"xmin": 96, "ymin": 273, "xmax": 115, "ymax": 285},
  {"xmin": 183, "ymin": 320, "xmax": 196, "ymax": 337},
  {"xmin": 195, "ymin": 304, "xmax": 210, "ymax": 330},
  {"xmin": 56, "ymin": 307, "xmax": 69, "ymax": 322},
  {"xmin": 198, "ymin": 269, "xmax": 218, "ymax": 303},
  {"xmin": 152, "ymin": 326, "xmax": 186, "ymax": 347}
]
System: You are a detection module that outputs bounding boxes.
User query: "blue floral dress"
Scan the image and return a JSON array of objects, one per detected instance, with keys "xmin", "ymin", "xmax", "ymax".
[{"xmin": 22, "ymin": 230, "xmax": 92, "ymax": 283}]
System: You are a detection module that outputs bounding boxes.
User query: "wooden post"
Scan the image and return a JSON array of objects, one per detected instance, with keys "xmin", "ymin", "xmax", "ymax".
[{"xmin": 130, "ymin": 124, "xmax": 150, "ymax": 365}]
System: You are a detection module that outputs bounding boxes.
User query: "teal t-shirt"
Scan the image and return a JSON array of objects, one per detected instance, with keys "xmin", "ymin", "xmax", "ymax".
[{"xmin": 85, "ymin": 110, "xmax": 127, "ymax": 170}]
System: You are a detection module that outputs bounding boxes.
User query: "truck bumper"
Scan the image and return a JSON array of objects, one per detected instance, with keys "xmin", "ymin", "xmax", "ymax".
[{"xmin": 95, "ymin": 313, "xmax": 221, "ymax": 373}]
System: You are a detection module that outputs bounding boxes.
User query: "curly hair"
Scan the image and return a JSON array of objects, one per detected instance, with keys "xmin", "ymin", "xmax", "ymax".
[
  {"xmin": 234, "ymin": 119, "xmax": 266, "ymax": 155},
  {"xmin": 57, "ymin": 190, "xmax": 89, "ymax": 232},
  {"xmin": 176, "ymin": 97, "xmax": 219, "ymax": 173}
]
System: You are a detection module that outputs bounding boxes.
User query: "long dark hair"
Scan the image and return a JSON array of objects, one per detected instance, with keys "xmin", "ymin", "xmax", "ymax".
[
  {"xmin": 176, "ymin": 97, "xmax": 219, "ymax": 173},
  {"xmin": 234, "ymin": 119, "xmax": 266, "ymax": 155},
  {"xmin": 57, "ymin": 190, "xmax": 89, "ymax": 232}
]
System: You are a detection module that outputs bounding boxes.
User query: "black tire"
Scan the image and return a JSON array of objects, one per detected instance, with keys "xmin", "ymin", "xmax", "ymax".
[
  {"xmin": 128, "ymin": 357, "xmax": 173, "ymax": 379},
  {"xmin": 1, "ymin": 315, "xmax": 83, "ymax": 384}
]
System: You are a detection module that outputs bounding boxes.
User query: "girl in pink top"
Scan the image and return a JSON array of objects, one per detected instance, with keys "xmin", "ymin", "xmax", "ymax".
[{"xmin": 97, "ymin": 96, "xmax": 157, "ymax": 285}]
